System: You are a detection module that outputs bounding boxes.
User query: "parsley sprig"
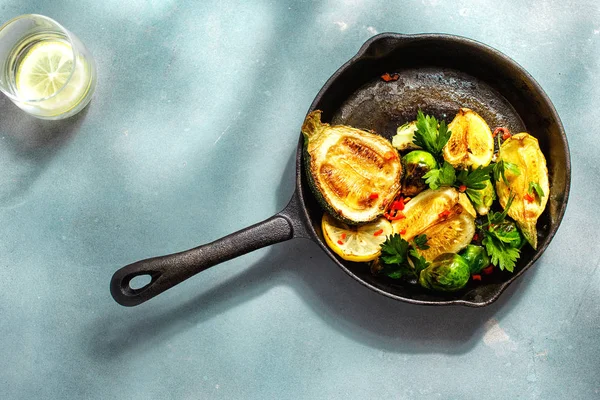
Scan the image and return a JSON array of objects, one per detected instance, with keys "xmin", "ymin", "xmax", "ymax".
[
  {"xmin": 478, "ymin": 195, "xmax": 522, "ymax": 272},
  {"xmin": 378, "ymin": 233, "xmax": 430, "ymax": 279},
  {"xmin": 528, "ymin": 182, "xmax": 545, "ymax": 203},
  {"xmin": 455, "ymin": 165, "xmax": 494, "ymax": 204},
  {"xmin": 493, "ymin": 135, "xmax": 521, "ymax": 185},
  {"xmin": 413, "ymin": 110, "xmax": 451, "ymax": 159},
  {"xmin": 423, "ymin": 161, "xmax": 456, "ymax": 189},
  {"xmin": 493, "ymin": 160, "xmax": 520, "ymax": 185},
  {"xmin": 423, "ymin": 162, "xmax": 494, "ymax": 205}
]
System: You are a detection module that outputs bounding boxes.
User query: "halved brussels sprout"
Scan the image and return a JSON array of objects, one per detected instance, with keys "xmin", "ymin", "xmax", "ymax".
[
  {"xmin": 418, "ymin": 253, "xmax": 471, "ymax": 292},
  {"xmin": 460, "ymin": 244, "xmax": 490, "ymax": 274},
  {"xmin": 402, "ymin": 150, "xmax": 438, "ymax": 196}
]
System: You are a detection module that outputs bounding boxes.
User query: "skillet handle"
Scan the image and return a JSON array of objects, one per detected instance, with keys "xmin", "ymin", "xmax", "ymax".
[{"xmin": 110, "ymin": 194, "xmax": 308, "ymax": 306}]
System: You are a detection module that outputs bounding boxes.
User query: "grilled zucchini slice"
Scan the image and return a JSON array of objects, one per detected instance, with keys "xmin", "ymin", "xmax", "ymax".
[{"xmin": 302, "ymin": 111, "xmax": 402, "ymax": 224}]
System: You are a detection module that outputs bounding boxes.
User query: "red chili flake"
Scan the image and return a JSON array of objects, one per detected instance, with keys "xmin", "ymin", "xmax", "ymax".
[
  {"xmin": 337, "ymin": 240, "xmax": 344, "ymax": 245},
  {"xmin": 369, "ymin": 193, "xmax": 379, "ymax": 200},
  {"xmin": 524, "ymin": 193, "xmax": 535, "ymax": 203},
  {"xmin": 438, "ymin": 210, "xmax": 451, "ymax": 219},
  {"xmin": 482, "ymin": 265, "xmax": 494, "ymax": 275},
  {"xmin": 399, "ymin": 228, "xmax": 407, "ymax": 235},
  {"xmin": 390, "ymin": 211, "xmax": 406, "ymax": 221},
  {"xmin": 391, "ymin": 198, "xmax": 405, "ymax": 211},
  {"xmin": 472, "ymin": 274, "xmax": 482, "ymax": 281},
  {"xmin": 384, "ymin": 210, "xmax": 406, "ymax": 221},
  {"xmin": 381, "ymin": 72, "xmax": 399, "ymax": 82},
  {"xmin": 341, "ymin": 233, "xmax": 347, "ymax": 240},
  {"xmin": 493, "ymin": 127, "xmax": 510, "ymax": 138},
  {"xmin": 384, "ymin": 151, "xmax": 397, "ymax": 160},
  {"xmin": 373, "ymin": 229, "xmax": 384, "ymax": 237},
  {"xmin": 458, "ymin": 185, "xmax": 467, "ymax": 193},
  {"xmin": 472, "ymin": 233, "xmax": 479, "ymax": 241}
]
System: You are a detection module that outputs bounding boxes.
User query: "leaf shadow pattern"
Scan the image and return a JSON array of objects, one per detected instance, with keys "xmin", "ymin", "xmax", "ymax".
[{"xmin": 88, "ymin": 237, "xmax": 531, "ymax": 361}]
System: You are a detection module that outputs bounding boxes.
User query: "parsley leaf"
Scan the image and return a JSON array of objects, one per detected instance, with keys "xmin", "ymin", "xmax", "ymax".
[
  {"xmin": 408, "ymin": 248, "xmax": 430, "ymax": 275},
  {"xmin": 423, "ymin": 161, "xmax": 456, "ymax": 190},
  {"xmin": 380, "ymin": 234, "xmax": 409, "ymax": 266},
  {"xmin": 493, "ymin": 160, "xmax": 520, "ymax": 185},
  {"xmin": 413, "ymin": 234, "xmax": 430, "ymax": 250},
  {"xmin": 483, "ymin": 194, "xmax": 515, "ymax": 226},
  {"xmin": 456, "ymin": 165, "xmax": 493, "ymax": 191},
  {"xmin": 413, "ymin": 110, "xmax": 451, "ymax": 158},
  {"xmin": 455, "ymin": 165, "xmax": 494, "ymax": 205},
  {"xmin": 529, "ymin": 182, "xmax": 545, "ymax": 203},
  {"xmin": 378, "ymin": 234, "xmax": 430, "ymax": 279},
  {"xmin": 482, "ymin": 234, "xmax": 520, "ymax": 272},
  {"xmin": 478, "ymin": 194, "xmax": 522, "ymax": 272}
]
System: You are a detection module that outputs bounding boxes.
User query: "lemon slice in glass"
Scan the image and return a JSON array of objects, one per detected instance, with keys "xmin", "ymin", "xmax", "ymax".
[
  {"xmin": 322, "ymin": 213, "xmax": 392, "ymax": 262},
  {"xmin": 15, "ymin": 40, "xmax": 90, "ymax": 114}
]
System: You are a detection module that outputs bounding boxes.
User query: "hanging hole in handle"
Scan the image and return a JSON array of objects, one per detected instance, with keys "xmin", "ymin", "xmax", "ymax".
[
  {"xmin": 123, "ymin": 272, "xmax": 160, "ymax": 295},
  {"xmin": 129, "ymin": 274, "xmax": 152, "ymax": 290}
]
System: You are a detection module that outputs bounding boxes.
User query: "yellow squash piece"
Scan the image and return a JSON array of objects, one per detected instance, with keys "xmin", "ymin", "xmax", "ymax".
[
  {"xmin": 302, "ymin": 111, "xmax": 403, "ymax": 224},
  {"xmin": 495, "ymin": 133, "xmax": 549, "ymax": 249},
  {"xmin": 417, "ymin": 212, "xmax": 476, "ymax": 261},
  {"xmin": 392, "ymin": 187, "xmax": 476, "ymax": 261},
  {"xmin": 392, "ymin": 187, "xmax": 475, "ymax": 240},
  {"xmin": 443, "ymin": 108, "xmax": 494, "ymax": 168},
  {"xmin": 321, "ymin": 213, "xmax": 393, "ymax": 262}
]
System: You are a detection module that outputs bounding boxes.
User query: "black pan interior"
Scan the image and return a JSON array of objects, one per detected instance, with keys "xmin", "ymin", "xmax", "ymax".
[{"xmin": 297, "ymin": 34, "xmax": 569, "ymax": 306}]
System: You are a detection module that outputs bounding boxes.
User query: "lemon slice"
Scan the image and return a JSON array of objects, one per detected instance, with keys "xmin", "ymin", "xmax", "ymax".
[
  {"xmin": 322, "ymin": 213, "xmax": 392, "ymax": 262},
  {"xmin": 15, "ymin": 40, "xmax": 90, "ymax": 114}
]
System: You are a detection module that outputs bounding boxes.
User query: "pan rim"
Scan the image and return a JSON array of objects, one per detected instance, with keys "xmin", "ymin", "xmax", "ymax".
[{"xmin": 295, "ymin": 32, "xmax": 571, "ymax": 307}]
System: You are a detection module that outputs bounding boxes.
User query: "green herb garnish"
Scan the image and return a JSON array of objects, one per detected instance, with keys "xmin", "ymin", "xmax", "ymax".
[
  {"xmin": 413, "ymin": 110, "xmax": 451, "ymax": 159},
  {"xmin": 423, "ymin": 160, "xmax": 456, "ymax": 190},
  {"xmin": 478, "ymin": 194, "xmax": 522, "ymax": 272},
  {"xmin": 378, "ymin": 234, "xmax": 431, "ymax": 279},
  {"xmin": 455, "ymin": 165, "xmax": 494, "ymax": 204},
  {"xmin": 413, "ymin": 234, "xmax": 430, "ymax": 250},
  {"xmin": 529, "ymin": 182, "xmax": 545, "ymax": 203}
]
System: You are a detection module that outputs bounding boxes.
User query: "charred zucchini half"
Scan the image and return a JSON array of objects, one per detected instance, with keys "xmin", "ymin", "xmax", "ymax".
[{"xmin": 302, "ymin": 111, "xmax": 402, "ymax": 224}]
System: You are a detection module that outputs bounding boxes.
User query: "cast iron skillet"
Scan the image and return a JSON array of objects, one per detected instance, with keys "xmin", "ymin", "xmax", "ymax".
[{"xmin": 111, "ymin": 33, "xmax": 570, "ymax": 307}]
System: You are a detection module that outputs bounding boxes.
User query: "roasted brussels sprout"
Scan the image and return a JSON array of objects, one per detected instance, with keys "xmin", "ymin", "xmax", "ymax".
[
  {"xmin": 402, "ymin": 150, "xmax": 438, "ymax": 196},
  {"xmin": 493, "ymin": 220, "xmax": 524, "ymax": 249},
  {"xmin": 460, "ymin": 244, "xmax": 490, "ymax": 274},
  {"xmin": 471, "ymin": 179, "xmax": 496, "ymax": 215},
  {"xmin": 418, "ymin": 253, "xmax": 471, "ymax": 292}
]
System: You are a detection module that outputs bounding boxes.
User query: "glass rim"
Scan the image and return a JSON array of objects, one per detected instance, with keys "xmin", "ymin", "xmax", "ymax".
[{"xmin": 0, "ymin": 14, "xmax": 77, "ymax": 103}]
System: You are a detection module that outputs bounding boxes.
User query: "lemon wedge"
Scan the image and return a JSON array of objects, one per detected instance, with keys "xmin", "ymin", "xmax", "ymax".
[
  {"xmin": 15, "ymin": 40, "xmax": 90, "ymax": 115},
  {"xmin": 322, "ymin": 213, "xmax": 392, "ymax": 262}
]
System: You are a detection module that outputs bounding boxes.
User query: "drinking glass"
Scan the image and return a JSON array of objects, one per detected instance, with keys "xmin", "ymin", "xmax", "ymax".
[{"xmin": 0, "ymin": 14, "xmax": 97, "ymax": 120}]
